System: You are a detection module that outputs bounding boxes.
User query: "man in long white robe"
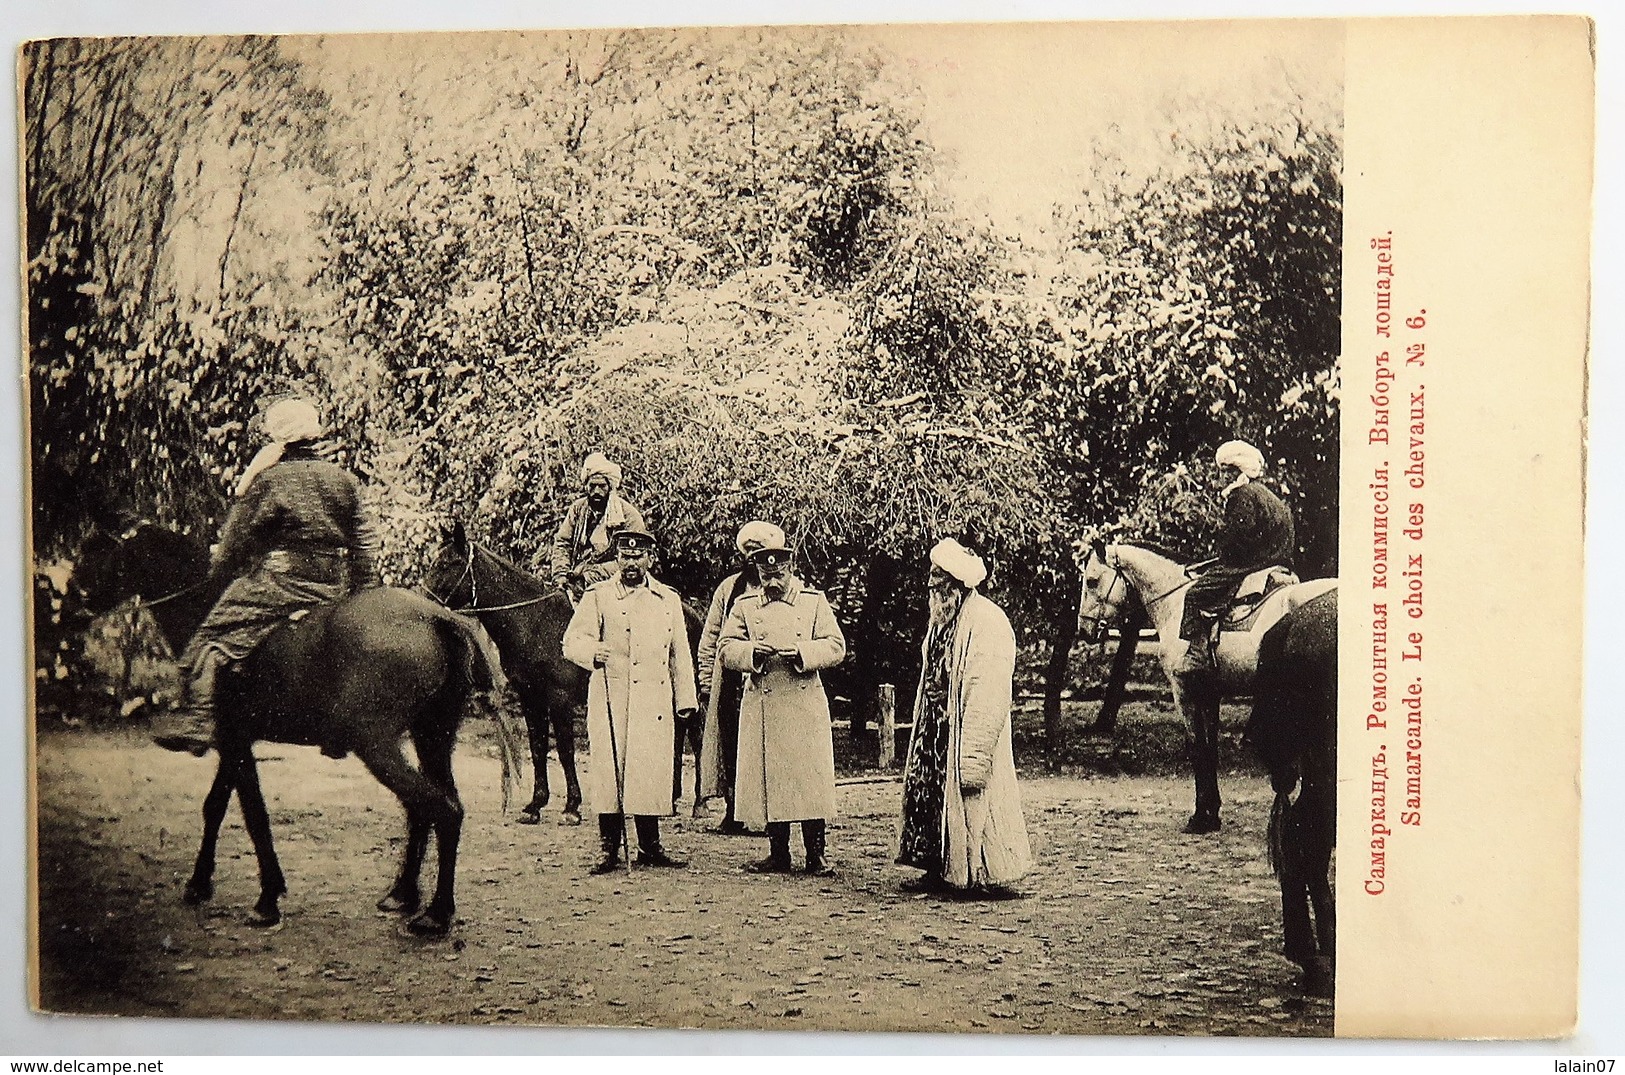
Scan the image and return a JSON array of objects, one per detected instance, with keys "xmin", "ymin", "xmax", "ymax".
[{"xmin": 896, "ymin": 539, "xmax": 1033, "ymax": 895}]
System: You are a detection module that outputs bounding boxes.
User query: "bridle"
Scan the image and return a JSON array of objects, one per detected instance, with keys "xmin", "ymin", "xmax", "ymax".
[
  {"xmin": 1079, "ymin": 551, "xmax": 1130, "ymax": 643},
  {"xmin": 1079, "ymin": 547, "xmax": 1197, "ymax": 641},
  {"xmin": 425, "ymin": 540, "xmax": 552, "ymax": 614}
]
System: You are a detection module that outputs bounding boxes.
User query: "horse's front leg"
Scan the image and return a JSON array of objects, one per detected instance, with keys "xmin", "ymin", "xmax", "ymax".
[
  {"xmin": 1178, "ymin": 682, "xmax": 1223, "ymax": 834},
  {"xmin": 519, "ymin": 692, "xmax": 549, "ymax": 824},
  {"xmin": 184, "ymin": 759, "xmax": 236, "ymax": 905},
  {"xmin": 550, "ymin": 687, "xmax": 583, "ymax": 823},
  {"xmin": 377, "ymin": 818, "xmax": 428, "ymax": 915},
  {"xmin": 230, "ymin": 750, "xmax": 288, "ymax": 928}
]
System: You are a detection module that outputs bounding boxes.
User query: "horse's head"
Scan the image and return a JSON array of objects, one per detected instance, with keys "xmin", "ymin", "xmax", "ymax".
[
  {"xmin": 423, "ymin": 521, "xmax": 478, "ymax": 609},
  {"xmin": 1076, "ymin": 538, "xmax": 1129, "ymax": 643},
  {"xmin": 75, "ymin": 521, "xmax": 208, "ymax": 615}
]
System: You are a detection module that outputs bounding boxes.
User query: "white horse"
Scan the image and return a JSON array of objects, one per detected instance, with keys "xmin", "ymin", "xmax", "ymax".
[{"xmin": 1076, "ymin": 541, "xmax": 1336, "ymax": 833}]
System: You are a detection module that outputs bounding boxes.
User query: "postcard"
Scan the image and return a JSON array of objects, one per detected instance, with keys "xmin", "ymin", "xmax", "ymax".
[{"xmin": 18, "ymin": 14, "xmax": 1592, "ymax": 1042}]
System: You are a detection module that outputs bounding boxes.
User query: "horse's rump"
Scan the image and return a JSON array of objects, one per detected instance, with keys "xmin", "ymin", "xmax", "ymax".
[{"xmin": 227, "ymin": 587, "xmax": 499, "ymax": 749}]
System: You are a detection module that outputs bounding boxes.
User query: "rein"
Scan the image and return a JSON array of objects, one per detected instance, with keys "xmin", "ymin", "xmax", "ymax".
[
  {"xmin": 1081, "ymin": 549, "xmax": 1196, "ymax": 639},
  {"xmin": 427, "ymin": 541, "xmax": 553, "ymax": 615},
  {"xmin": 133, "ymin": 581, "xmax": 208, "ymax": 609}
]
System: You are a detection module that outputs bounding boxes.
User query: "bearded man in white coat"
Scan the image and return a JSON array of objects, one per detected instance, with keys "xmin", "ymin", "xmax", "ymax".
[
  {"xmin": 719, "ymin": 537, "xmax": 846, "ymax": 875},
  {"xmin": 896, "ymin": 538, "xmax": 1032, "ymax": 896},
  {"xmin": 563, "ymin": 527, "xmax": 698, "ymax": 874}
]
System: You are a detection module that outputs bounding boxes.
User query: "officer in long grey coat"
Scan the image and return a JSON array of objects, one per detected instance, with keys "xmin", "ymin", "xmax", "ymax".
[
  {"xmin": 718, "ymin": 536, "xmax": 845, "ymax": 875},
  {"xmin": 563, "ymin": 527, "xmax": 698, "ymax": 874}
]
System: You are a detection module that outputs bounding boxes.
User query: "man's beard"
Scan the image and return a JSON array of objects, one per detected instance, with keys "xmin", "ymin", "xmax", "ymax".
[
  {"xmin": 620, "ymin": 564, "xmax": 645, "ymax": 585},
  {"xmin": 928, "ymin": 585, "xmax": 967, "ymax": 635},
  {"xmin": 762, "ymin": 575, "xmax": 789, "ymax": 600}
]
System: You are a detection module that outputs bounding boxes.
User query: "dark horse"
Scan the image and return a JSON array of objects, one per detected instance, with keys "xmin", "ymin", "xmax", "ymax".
[
  {"xmin": 422, "ymin": 522, "xmax": 706, "ymax": 825},
  {"xmin": 76, "ymin": 522, "xmax": 515, "ymax": 938},
  {"xmin": 1245, "ymin": 588, "xmax": 1337, "ymax": 997}
]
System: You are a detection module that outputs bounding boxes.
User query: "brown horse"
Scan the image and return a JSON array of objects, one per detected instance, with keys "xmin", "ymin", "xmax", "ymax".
[
  {"xmin": 75, "ymin": 522, "xmax": 515, "ymax": 938},
  {"xmin": 1245, "ymin": 588, "xmax": 1337, "ymax": 997},
  {"xmin": 422, "ymin": 523, "xmax": 707, "ymax": 824}
]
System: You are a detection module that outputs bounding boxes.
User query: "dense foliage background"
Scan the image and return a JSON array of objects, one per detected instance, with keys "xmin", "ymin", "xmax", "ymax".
[{"xmin": 24, "ymin": 29, "xmax": 1342, "ymax": 734}]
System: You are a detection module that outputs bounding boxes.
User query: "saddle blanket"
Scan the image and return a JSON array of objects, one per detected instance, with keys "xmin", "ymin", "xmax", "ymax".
[{"xmin": 1221, "ymin": 566, "xmax": 1299, "ymax": 632}]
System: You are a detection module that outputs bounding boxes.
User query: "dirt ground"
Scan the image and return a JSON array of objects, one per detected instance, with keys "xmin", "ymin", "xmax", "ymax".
[{"xmin": 32, "ymin": 711, "xmax": 1331, "ymax": 1039}]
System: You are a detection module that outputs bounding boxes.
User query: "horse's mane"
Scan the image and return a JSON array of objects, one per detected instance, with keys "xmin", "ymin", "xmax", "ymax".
[
  {"xmin": 471, "ymin": 540, "xmax": 552, "ymax": 595},
  {"xmin": 130, "ymin": 521, "xmax": 209, "ymax": 567},
  {"xmin": 1110, "ymin": 538, "xmax": 1201, "ymax": 567}
]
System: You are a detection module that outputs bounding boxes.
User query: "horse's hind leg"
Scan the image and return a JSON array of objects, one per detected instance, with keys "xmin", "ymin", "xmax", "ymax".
[
  {"xmin": 358, "ymin": 740, "xmax": 462, "ymax": 938},
  {"xmin": 231, "ymin": 753, "xmax": 289, "ymax": 928},
  {"xmin": 1303, "ymin": 775, "xmax": 1337, "ymax": 995},
  {"xmin": 414, "ymin": 734, "xmax": 464, "ymax": 937},
  {"xmin": 184, "ymin": 761, "xmax": 236, "ymax": 905},
  {"xmin": 1278, "ymin": 807, "xmax": 1317, "ymax": 968},
  {"xmin": 550, "ymin": 687, "xmax": 583, "ymax": 822},
  {"xmin": 519, "ymin": 692, "xmax": 550, "ymax": 824}
]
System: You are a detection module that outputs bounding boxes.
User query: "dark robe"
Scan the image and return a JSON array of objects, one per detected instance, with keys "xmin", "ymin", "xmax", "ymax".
[
  {"xmin": 183, "ymin": 444, "xmax": 379, "ymax": 668},
  {"xmin": 1179, "ymin": 480, "xmax": 1295, "ymax": 643}
]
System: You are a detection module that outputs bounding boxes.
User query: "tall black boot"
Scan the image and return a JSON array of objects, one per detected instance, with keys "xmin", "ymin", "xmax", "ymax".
[
  {"xmin": 591, "ymin": 814, "xmax": 624, "ymax": 874},
  {"xmin": 746, "ymin": 822, "xmax": 793, "ymax": 873},
  {"xmin": 634, "ymin": 816, "xmax": 686, "ymax": 868},
  {"xmin": 802, "ymin": 819, "xmax": 834, "ymax": 877}
]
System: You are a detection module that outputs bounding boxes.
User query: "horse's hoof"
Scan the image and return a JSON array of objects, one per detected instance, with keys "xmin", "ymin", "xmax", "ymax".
[
  {"xmin": 1181, "ymin": 813, "xmax": 1221, "ymax": 835},
  {"xmin": 182, "ymin": 879, "xmax": 213, "ymax": 905},
  {"xmin": 1303, "ymin": 958, "xmax": 1335, "ymax": 998},
  {"xmin": 377, "ymin": 892, "xmax": 419, "ymax": 914},
  {"xmin": 517, "ymin": 810, "xmax": 541, "ymax": 826},
  {"xmin": 562, "ymin": 810, "xmax": 583, "ymax": 826},
  {"xmin": 246, "ymin": 907, "xmax": 281, "ymax": 929},
  {"xmin": 405, "ymin": 912, "xmax": 450, "ymax": 938}
]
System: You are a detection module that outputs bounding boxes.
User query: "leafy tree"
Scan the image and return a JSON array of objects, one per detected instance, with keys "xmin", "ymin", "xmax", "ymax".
[{"xmin": 24, "ymin": 36, "xmax": 330, "ymax": 552}]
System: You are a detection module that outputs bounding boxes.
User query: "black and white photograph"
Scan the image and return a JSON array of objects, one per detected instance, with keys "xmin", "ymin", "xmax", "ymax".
[{"xmin": 23, "ymin": 14, "xmax": 1467, "ymax": 1040}]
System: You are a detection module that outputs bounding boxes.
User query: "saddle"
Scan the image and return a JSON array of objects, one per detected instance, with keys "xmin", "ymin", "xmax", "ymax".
[{"xmin": 1221, "ymin": 566, "xmax": 1299, "ymax": 632}]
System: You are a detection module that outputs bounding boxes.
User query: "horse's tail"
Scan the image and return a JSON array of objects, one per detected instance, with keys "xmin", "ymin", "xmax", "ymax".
[
  {"xmin": 430, "ymin": 609, "xmax": 525, "ymax": 813},
  {"xmin": 1266, "ymin": 789, "xmax": 1292, "ymax": 880}
]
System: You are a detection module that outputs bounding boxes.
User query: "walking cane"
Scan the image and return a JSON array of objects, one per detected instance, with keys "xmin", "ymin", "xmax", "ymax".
[
  {"xmin": 599, "ymin": 644, "xmax": 634, "ymax": 875},
  {"xmin": 600, "ymin": 665, "xmax": 634, "ymax": 874}
]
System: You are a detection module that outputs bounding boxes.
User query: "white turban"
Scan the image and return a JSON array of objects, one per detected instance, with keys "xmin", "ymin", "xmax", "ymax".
[
  {"xmin": 236, "ymin": 398, "xmax": 324, "ymax": 496},
  {"xmin": 1215, "ymin": 440, "xmax": 1265, "ymax": 479},
  {"xmin": 736, "ymin": 520, "xmax": 787, "ymax": 556},
  {"xmin": 580, "ymin": 452, "xmax": 623, "ymax": 489},
  {"xmin": 930, "ymin": 538, "xmax": 987, "ymax": 589},
  {"xmin": 264, "ymin": 398, "xmax": 323, "ymax": 444}
]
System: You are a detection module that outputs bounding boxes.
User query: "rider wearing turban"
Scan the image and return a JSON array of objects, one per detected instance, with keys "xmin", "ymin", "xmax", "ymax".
[
  {"xmin": 1177, "ymin": 439, "xmax": 1296, "ymax": 673},
  {"xmin": 152, "ymin": 396, "xmax": 381, "ymax": 756},
  {"xmin": 549, "ymin": 452, "xmax": 649, "ymax": 598}
]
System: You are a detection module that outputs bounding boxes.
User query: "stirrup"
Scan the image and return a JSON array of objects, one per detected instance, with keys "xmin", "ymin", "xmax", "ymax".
[{"xmin": 151, "ymin": 709, "xmax": 215, "ymax": 757}]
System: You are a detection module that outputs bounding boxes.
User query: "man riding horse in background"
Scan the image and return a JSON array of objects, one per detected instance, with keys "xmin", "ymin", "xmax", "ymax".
[
  {"xmin": 1177, "ymin": 439, "xmax": 1296, "ymax": 675},
  {"xmin": 151, "ymin": 397, "xmax": 381, "ymax": 756},
  {"xmin": 549, "ymin": 452, "xmax": 648, "ymax": 601}
]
